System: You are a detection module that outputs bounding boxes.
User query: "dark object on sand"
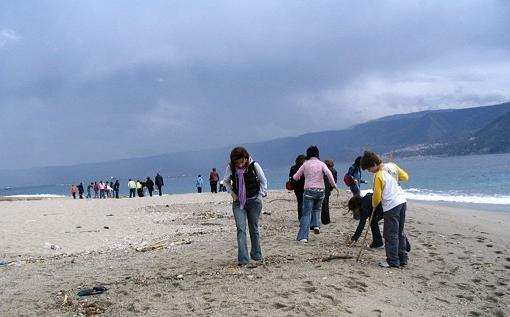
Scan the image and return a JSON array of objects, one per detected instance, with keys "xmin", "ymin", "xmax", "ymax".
[
  {"xmin": 104, "ymin": 226, "xmax": 109, "ymax": 229},
  {"xmin": 77, "ymin": 286, "xmax": 107, "ymax": 296}
]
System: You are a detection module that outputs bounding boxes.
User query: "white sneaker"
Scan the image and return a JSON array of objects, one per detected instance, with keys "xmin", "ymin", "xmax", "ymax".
[
  {"xmin": 379, "ymin": 261, "xmax": 390, "ymax": 268},
  {"xmin": 298, "ymin": 239, "xmax": 308, "ymax": 243},
  {"xmin": 313, "ymin": 227, "xmax": 320, "ymax": 234}
]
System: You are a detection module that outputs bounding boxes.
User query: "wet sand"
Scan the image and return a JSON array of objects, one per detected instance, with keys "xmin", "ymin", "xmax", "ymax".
[{"xmin": 1, "ymin": 190, "xmax": 509, "ymax": 316}]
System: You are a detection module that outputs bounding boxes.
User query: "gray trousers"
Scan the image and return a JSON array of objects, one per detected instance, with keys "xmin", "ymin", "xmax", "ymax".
[{"xmin": 383, "ymin": 202, "xmax": 408, "ymax": 266}]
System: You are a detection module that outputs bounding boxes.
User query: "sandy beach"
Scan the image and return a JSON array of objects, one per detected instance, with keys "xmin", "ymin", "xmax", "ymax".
[{"xmin": 1, "ymin": 190, "xmax": 509, "ymax": 316}]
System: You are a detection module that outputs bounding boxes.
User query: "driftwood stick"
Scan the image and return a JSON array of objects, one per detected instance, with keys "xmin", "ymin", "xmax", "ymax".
[{"xmin": 356, "ymin": 207, "xmax": 375, "ymax": 262}]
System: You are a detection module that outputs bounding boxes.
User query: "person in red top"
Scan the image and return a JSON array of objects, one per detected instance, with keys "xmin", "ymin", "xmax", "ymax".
[{"xmin": 209, "ymin": 168, "xmax": 220, "ymax": 193}]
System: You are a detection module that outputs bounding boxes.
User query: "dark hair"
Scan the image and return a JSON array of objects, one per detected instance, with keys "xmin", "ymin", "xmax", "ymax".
[
  {"xmin": 324, "ymin": 159, "xmax": 334, "ymax": 168},
  {"xmin": 360, "ymin": 150, "xmax": 381, "ymax": 170},
  {"xmin": 212, "ymin": 168, "xmax": 216, "ymax": 171},
  {"xmin": 229, "ymin": 146, "xmax": 250, "ymax": 177},
  {"xmin": 353, "ymin": 156, "xmax": 361, "ymax": 168},
  {"xmin": 306, "ymin": 146, "xmax": 320, "ymax": 160},
  {"xmin": 348, "ymin": 196, "xmax": 362, "ymax": 211},
  {"xmin": 295, "ymin": 154, "xmax": 306, "ymax": 166}
]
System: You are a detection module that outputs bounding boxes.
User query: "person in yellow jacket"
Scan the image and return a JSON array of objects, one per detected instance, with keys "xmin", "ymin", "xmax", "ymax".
[
  {"xmin": 136, "ymin": 180, "xmax": 144, "ymax": 197},
  {"xmin": 361, "ymin": 150, "xmax": 409, "ymax": 268}
]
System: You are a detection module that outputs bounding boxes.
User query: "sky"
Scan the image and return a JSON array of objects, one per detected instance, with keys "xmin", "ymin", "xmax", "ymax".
[{"xmin": 1, "ymin": 0, "xmax": 509, "ymax": 169}]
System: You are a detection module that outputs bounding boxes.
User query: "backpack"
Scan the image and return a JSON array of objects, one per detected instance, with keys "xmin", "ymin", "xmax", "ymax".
[{"xmin": 343, "ymin": 174, "xmax": 354, "ymax": 187}]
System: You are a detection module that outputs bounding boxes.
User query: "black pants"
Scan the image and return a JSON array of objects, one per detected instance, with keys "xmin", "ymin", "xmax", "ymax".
[
  {"xmin": 137, "ymin": 189, "xmax": 144, "ymax": 197},
  {"xmin": 148, "ymin": 189, "xmax": 153, "ymax": 197},
  {"xmin": 197, "ymin": 187, "xmax": 202, "ymax": 193},
  {"xmin": 321, "ymin": 193, "xmax": 331, "ymax": 224},
  {"xmin": 129, "ymin": 189, "xmax": 136, "ymax": 198},
  {"xmin": 370, "ymin": 208, "xmax": 384, "ymax": 247},
  {"xmin": 115, "ymin": 190, "xmax": 119, "ymax": 199},
  {"xmin": 72, "ymin": 193, "xmax": 76, "ymax": 199},
  {"xmin": 157, "ymin": 185, "xmax": 162, "ymax": 196},
  {"xmin": 294, "ymin": 189, "xmax": 304, "ymax": 221},
  {"xmin": 210, "ymin": 181, "xmax": 218, "ymax": 193}
]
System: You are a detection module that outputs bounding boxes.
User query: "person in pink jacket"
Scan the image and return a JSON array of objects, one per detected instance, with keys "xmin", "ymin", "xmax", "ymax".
[{"xmin": 293, "ymin": 146, "xmax": 337, "ymax": 242}]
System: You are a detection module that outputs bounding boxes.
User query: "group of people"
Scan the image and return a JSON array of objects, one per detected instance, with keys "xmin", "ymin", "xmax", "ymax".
[
  {"xmin": 70, "ymin": 173, "xmax": 165, "ymax": 199},
  {"xmin": 224, "ymin": 145, "xmax": 410, "ymax": 270},
  {"xmin": 195, "ymin": 168, "xmax": 227, "ymax": 193},
  {"xmin": 127, "ymin": 174, "xmax": 165, "ymax": 197}
]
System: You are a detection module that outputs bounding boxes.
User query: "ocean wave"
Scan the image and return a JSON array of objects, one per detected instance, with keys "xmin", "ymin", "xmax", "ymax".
[
  {"xmin": 4, "ymin": 194, "xmax": 66, "ymax": 198},
  {"xmin": 360, "ymin": 189, "xmax": 510, "ymax": 205}
]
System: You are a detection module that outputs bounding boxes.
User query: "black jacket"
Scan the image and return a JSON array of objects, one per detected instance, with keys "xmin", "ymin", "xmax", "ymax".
[
  {"xmin": 289, "ymin": 164, "xmax": 305, "ymax": 191},
  {"xmin": 351, "ymin": 193, "xmax": 383, "ymax": 241},
  {"xmin": 146, "ymin": 179, "xmax": 155, "ymax": 190},
  {"xmin": 324, "ymin": 167, "xmax": 338, "ymax": 195},
  {"xmin": 155, "ymin": 174, "xmax": 164, "ymax": 187}
]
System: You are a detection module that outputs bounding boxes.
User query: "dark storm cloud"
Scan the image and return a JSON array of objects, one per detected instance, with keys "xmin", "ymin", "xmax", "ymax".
[{"xmin": 0, "ymin": 0, "xmax": 509, "ymax": 168}]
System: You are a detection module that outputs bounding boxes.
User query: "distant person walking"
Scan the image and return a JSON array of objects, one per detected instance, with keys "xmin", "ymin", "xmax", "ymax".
[
  {"xmin": 99, "ymin": 181, "xmax": 106, "ymax": 199},
  {"xmin": 71, "ymin": 184, "xmax": 78, "ymax": 199},
  {"xmin": 293, "ymin": 146, "xmax": 337, "ymax": 243},
  {"xmin": 77, "ymin": 182, "xmax": 85, "ymax": 199},
  {"xmin": 93, "ymin": 182, "xmax": 99, "ymax": 198},
  {"xmin": 155, "ymin": 173, "xmax": 164, "ymax": 196},
  {"xmin": 321, "ymin": 159, "xmax": 338, "ymax": 225},
  {"xmin": 113, "ymin": 180, "xmax": 120, "ymax": 199},
  {"xmin": 146, "ymin": 177, "xmax": 155, "ymax": 197},
  {"xmin": 128, "ymin": 179, "xmax": 137, "ymax": 198},
  {"xmin": 86, "ymin": 182, "xmax": 93, "ymax": 199},
  {"xmin": 223, "ymin": 146, "xmax": 267, "ymax": 266},
  {"xmin": 136, "ymin": 180, "xmax": 144, "ymax": 197},
  {"xmin": 209, "ymin": 168, "xmax": 220, "ymax": 193},
  {"xmin": 196, "ymin": 175, "xmax": 204, "ymax": 193},
  {"xmin": 289, "ymin": 154, "xmax": 306, "ymax": 221},
  {"xmin": 361, "ymin": 150, "xmax": 409, "ymax": 268}
]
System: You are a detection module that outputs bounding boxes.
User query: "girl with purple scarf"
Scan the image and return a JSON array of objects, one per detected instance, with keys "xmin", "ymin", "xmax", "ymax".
[{"xmin": 223, "ymin": 147, "xmax": 268, "ymax": 266}]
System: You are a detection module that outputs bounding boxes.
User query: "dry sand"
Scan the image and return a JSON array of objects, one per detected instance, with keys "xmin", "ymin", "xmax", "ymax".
[{"xmin": 0, "ymin": 190, "xmax": 509, "ymax": 316}]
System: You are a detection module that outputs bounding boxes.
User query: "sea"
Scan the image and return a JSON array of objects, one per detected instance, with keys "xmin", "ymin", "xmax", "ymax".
[{"xmin": 1, "ymin": 153, "xmax": 509, "ymax": 211}]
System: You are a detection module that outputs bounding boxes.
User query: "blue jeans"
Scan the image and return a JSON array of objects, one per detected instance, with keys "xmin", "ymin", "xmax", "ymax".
[
  {"xmin": 296, "ymin": 189, "xmax": 325, "ymax": 241},
  {"xmin": 233, "ymin": 198, "xmax": 263, "ymax": 264}
]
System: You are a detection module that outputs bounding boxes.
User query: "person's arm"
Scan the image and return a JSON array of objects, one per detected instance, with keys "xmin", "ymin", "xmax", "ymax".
[
  {"xmin": 222, "ymin": 165, "xmax": 233, "ymax": 193},
  {"xmin": 372, "ymin": 171, "xmax": 384, "ymax": 208},
  {"xmin": 253, "ymin": 162, "xmax": 267, "ymax": 197},
  {"xmin": 292, "ymin": 164, "xmax": 305, "ymax": 181},
  {"xmin": 395, "ymin": 164, "xmax": 409, "ymax": 182},
  {"xmin": 323, "ymin": 164, "xmax": 336, "ymax": 188},
  {"xmin": 351, "ymin": 210, "xmax": 368, "ymax": 241}
]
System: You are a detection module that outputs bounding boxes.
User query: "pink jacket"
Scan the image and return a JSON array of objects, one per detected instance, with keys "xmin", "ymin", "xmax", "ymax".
[{"xmin": 293, "ymin": 157, "xmax": 336, "ymax": 190}]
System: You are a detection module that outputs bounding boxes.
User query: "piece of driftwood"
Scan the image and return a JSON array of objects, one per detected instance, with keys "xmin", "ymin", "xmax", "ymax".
[{"xmin": 135, "ymin": 239, "xmax": 192, "ymax": 252}]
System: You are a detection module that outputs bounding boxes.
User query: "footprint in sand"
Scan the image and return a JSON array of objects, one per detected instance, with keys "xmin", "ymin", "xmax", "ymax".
[{"xmin": 371, "ymin": 309, "xmax": 382, "ymax": 317}]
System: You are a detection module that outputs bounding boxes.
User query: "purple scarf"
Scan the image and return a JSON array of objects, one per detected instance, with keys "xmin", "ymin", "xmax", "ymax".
[{"xmin": 236, "ymin": 167, "xmax": 247, "ymax": 209}]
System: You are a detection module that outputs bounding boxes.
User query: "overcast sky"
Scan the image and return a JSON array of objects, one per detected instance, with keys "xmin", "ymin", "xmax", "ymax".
[{"xmin": 1, "ymin": 1, "xmax": 509, "ymax": 168}]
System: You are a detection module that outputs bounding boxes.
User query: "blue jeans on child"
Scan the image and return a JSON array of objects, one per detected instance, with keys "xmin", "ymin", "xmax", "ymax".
[
  {"xmin": 233, "ymin": 198, "xmax": 263, "ymax": 265},
  {"xmin": 296, "ymin": 188, "xmax": 325, "ymax": 241},
  {"xmin": 383, "ymin": 202, "xmax": 408, "ymax": 267}
]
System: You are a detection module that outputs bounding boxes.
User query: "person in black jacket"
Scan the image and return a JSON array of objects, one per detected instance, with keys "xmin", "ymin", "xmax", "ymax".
[
  {"xmin": 146, "ymin": 177, "xmax": 155, "ymax": 197},
  {"xmin": 348, "ymin": 193, "xmax": 384, "ymax": 248},
  {"xmin": 289, "ymin": 154, "xmax": 306, "ymax": 221},
  {"xmin": 113, "ymin": 180, "xmax": 120, "ymax": 199},
  {"xmin": 77, "ymin": 182, "xmax": 85, "ymax": 199},
  {"xmin": 155, "ymin": 173, "xmax": 164, "ymax": 196},
  {"xmin": 321, "ymin": 159, "xmax": 338, "ymax": 225}
]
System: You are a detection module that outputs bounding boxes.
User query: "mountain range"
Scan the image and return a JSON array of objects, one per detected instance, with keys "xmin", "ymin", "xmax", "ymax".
[{"xmin": 1, "ymin": 102, "xmax": 509, "ymax": 187}]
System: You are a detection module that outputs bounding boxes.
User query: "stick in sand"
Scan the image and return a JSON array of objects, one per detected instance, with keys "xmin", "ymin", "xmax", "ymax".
[{"xmin": 356, "ymin": 207, "xmax": 375, "ymax": 262}]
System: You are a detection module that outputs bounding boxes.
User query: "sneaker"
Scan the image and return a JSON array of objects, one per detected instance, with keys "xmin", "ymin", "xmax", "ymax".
[
  {"xmin": 313, "ymin": 227, "xmax": 320, "ymax": 235},
  {"xmin": 298, "ymin": 239, "xmax": 308, "ymax": 243},
  {"xmin": 369, "ymin": 243, "xmax": 384, "ymax": 249},
  {"xmin": 379, "ymin": 261, "xmax": 400, "ymax": 268}
]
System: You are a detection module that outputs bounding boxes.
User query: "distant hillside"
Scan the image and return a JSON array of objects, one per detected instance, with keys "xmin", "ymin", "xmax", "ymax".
[{"xmin": 1, "ymin": 102, "xmax": 509, "ymax": 187}]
